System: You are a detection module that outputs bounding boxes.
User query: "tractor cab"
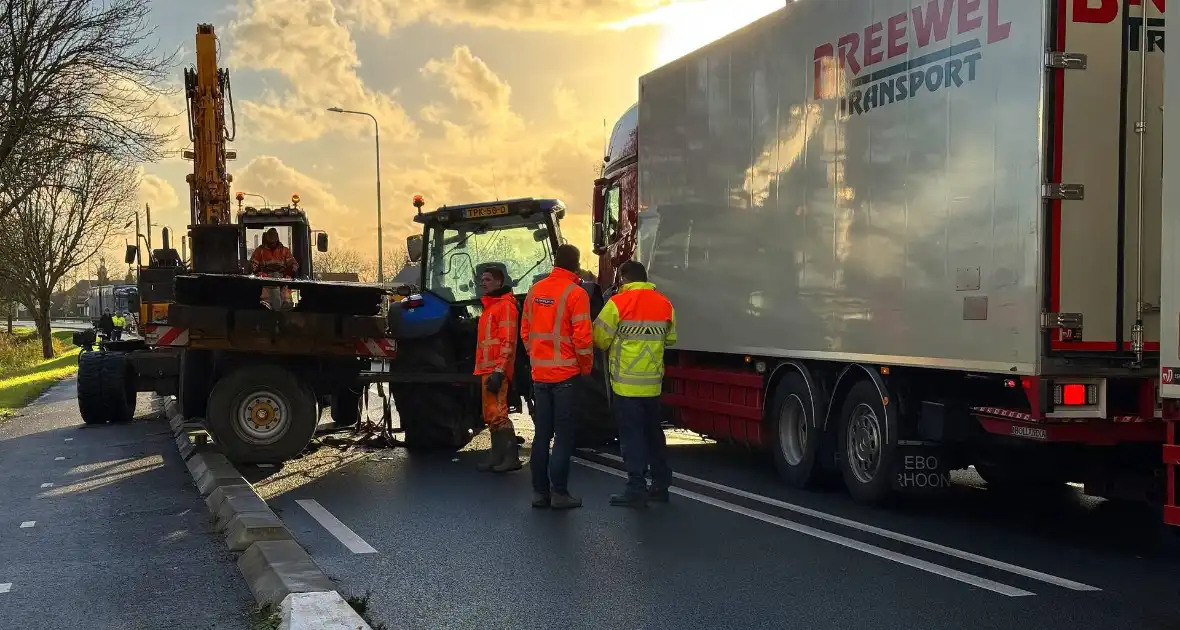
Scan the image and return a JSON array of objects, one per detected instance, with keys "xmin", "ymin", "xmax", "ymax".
[
  {"xmin": 236, "ymin": 194, "xmax": 328, "ymax": 279},
  {"xmin": 405, "ymin": 196, "xmax": 564, "ymax": 308}
]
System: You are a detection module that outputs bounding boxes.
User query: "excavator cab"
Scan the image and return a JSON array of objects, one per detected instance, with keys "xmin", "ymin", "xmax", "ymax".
[{"xmin": 236, "ymin": 194, "xmax": 329, "ymax": 279}]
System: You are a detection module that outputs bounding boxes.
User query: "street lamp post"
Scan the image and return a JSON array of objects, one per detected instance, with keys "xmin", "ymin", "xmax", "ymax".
[{"xmin": 327, "ymin": 107, "xmax": 383, "ymax": 284}]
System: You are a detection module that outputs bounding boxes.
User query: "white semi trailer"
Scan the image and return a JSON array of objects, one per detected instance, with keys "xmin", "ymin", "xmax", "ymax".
[{"xmin": 590, "ymin": 0, "xmax": 1178, "ymax": 524}]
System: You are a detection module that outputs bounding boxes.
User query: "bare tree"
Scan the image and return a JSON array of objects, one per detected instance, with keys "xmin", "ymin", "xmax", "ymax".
[
  {"xmin": 313, "ymin": 247, "xmax": 373, "ymax": 281},
  {"xmin": 0, "ymin": 0, "xmax": 176, "ymax": 223},
  {"xmin": 380, "ymin": 243, "xmax": 409, "ymax": 283},
  {"xmin": 0, "ymin": 152, "xmax": 137, "ymax": 357}
]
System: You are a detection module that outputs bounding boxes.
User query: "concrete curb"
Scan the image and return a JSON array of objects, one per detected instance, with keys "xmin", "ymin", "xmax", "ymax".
[{"xmin": 162, "ymin": 397, "xmax": 372, "ymax": 629}]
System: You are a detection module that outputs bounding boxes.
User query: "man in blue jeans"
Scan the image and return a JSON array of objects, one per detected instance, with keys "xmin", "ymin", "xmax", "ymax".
[
  {"xmin": 593, "ymin": 261, "xmax": 676, "ymax": 507},
  {"xmin": 521, "ymin": 244, "xmax": 594, "ymax": 509}
]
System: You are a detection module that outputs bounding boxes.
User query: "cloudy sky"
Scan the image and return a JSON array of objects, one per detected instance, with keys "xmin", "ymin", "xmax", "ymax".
[{"xmin": 118, "ymin": 0, "xmax": 783, "ymax": 272}]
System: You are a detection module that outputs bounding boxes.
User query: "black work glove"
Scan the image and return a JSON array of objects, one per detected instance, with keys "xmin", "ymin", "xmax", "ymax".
[{"xmin": 486, "ymin": 371, "xmax": 504, "ymax": 394}]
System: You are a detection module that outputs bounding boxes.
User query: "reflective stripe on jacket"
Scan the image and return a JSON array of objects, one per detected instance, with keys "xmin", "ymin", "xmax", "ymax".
[
  {"xmin": 592, "ymin": 281, "xmax": 676, "ymax": 398},
  {"xmin": 250, "ymin": 244, "xmax": 298, "ymax": 276},
  {"xmin": 474, "ymin": 288, "xmax": 518, "ymax": 378},
  {"xmin": 520, "ymin": 267, "xmax": 593, "ymax": 383}
]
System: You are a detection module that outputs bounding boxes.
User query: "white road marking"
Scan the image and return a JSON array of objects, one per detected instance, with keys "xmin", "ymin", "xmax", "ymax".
[
  {"xmin": 295, "ymin": 499, "xmax": 377, "ymax": 554},
  {"xmin": 0, "ymin": 583, "xmax": 10, "ymax": 593},
  {"xmin": 19, "ymin": 521, "xmax": 34, "ymax": 528},
  {"xmin": 64, "ymin": 438, "xmax": 73, "ymax": 442},
  {"xmin": 574, "ymin": 457, "xmax": 1034, "ymax": 597},
  {"xmin": 40, "ymin": 483, "xmax": 53, "ymax": 488},
  {"xmin": 53, "ymin": 457, "xmax": 64, "ymax": 461},
  {"xmin": 584, "ymin": 451, "xmax": 1100, "ymax": 592}
]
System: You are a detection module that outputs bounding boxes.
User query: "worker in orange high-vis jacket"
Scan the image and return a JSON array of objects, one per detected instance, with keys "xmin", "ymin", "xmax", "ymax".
[
  {"xmin": 251, "ymin": 228, "xmax": 298, "ymax": 309},
  {"xmin": 521, "ymin": 244, "xmax": 593, "ymax": 509},
  {"xmin": 474, "ymin": 266, "xmax": 523, "ymax": 473}
]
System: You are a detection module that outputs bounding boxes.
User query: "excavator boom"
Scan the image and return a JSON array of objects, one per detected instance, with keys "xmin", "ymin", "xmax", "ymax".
[{"xmin": 184, "ymin": 23, "xmax": 234, "ymax": 227}]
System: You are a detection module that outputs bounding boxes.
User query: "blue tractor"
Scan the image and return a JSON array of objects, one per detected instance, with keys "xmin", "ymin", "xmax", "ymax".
[{"xmin": 379, "ymin": 196, "xmax": 611, "ymax": 450}]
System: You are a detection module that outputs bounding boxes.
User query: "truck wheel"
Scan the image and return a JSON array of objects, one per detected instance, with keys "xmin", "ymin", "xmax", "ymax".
[
  {"xmin": 768, "ymin": 372, "xmax": 823, "ymax": 489},
  {"xmin": 330, "ymin": 388, "xmax": 362, "ymax": 427},
  {"xmin": 206, "ymin": 365, "xmax": 318, "ymax": 464},
  {"xmin": 574, "ymin": 358, "xmax": 615, "ymax": 447},
  {"xmin": 395, "ymin": 384, "xmax": 478, "ymax": 451},
  {"xmin": 77, "ymin": 351, "xmax": 109, "ymax": 425},
  {"xmin": 837, "ymin": 380, "xmax": 898, "ymax": 505},
  {"xmin": 100, "ymin": 352, "xmax": 136, "ymax": 424}
]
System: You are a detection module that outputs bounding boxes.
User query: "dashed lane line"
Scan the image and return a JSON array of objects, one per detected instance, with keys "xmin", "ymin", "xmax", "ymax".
[
  {"xmin": 0, "ymin": 583, "xmax": 10, "ymax": 594},
  {"xmin": 583, "ymin": 450, "xmax": 1100, "ymax": 593},
  {"xmin": 295, "ymin": 499, "xmax": 378, "ymax": 554},
  {"xmin": 40, "ymin": 483, "xmax": 52, "ymax": 489},
  {"xmin": 573, "ymin": 457, "xmax": 1033, "ymax": 597},
  {"xmin": 19, "ymin": 521, "xmax": 34, "ymax": 529}
]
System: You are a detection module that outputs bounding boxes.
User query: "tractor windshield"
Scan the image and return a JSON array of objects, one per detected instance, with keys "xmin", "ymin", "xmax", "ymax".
[{"xmin": 424, "ymin": 216, "xmax": 555, "ymax": 303}]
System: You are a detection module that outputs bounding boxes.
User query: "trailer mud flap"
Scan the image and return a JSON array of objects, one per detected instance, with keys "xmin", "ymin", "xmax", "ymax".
[{"xmin": 891, "ymin": 443, "xmax": 952, "ymax": 493}]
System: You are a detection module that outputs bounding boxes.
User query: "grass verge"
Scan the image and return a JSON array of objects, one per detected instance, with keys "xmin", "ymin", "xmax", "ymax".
[
  {"xmin": 0, "ymin": 329, "xmax": 79, "ymax": 420},
  {"xmin": 247, "ymin": 602, "xmax": 280, "ymax": 630},
  {"xmin": 345, "ymin": 590, "xmax": 389, "ymax": 630}
]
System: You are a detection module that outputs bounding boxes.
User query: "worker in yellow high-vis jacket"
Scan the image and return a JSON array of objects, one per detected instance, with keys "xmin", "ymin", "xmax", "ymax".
[{"xmin": 592, "ymin": 260, "xmax": 677, "ymax": 508}]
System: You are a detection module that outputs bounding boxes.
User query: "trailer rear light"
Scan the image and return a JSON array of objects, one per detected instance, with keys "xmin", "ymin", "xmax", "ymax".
[{"xmin": 1052, "ymin": 383, "xmax": 1098, "ymax": 406}]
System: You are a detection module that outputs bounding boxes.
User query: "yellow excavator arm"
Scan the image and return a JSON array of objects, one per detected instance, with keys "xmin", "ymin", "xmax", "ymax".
[{"xmin": 184, "ymin": 23, "xmax": 235, "ymax": 227}]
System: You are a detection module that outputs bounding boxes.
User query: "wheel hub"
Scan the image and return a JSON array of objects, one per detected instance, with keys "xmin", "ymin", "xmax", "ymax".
[
  {"xmin": 846, "ymin": 403, "xmax": 883, "ymax": 484},
  {"xmin": 236, "ymin": 391, "xmax": 289, "ymax": 444},
  {"xmin": 779, "ymin": 394, "xmax": 808, "ymax": 466}
]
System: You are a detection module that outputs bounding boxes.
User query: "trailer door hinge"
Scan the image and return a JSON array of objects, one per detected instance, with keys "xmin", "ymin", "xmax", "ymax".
[
  {"xmin": 1041, "ymin": 311, "xmax": 1083, "ymax": 330},
  {"xmin": 1042, "ymin": 183, "xmax": 1085, "ymax": 201},
  {"xmin": 1046, "ymin": 52, "xmax": 1088, "ymax": 70}
]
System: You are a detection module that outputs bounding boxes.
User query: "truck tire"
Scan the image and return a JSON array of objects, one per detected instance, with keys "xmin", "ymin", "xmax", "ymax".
[
  {"xmin": 574, "ymin": 358, "xmax": 615, "ymax": 447},
  {"xmin": 100, "ymin": 352, "xmax": 136, "ymax": 424},
  {"xmin": 205, "ymin": 365, "xmax": 318, "ymax": 464},
  {"xmin": 330, "ymin": 388, "xmax": 362, "ymax": 427},
  {"xmin": 77, "ymin": 351, "xmax": 109, "ymax": 424},
  {"xmin": 836, "ymin": 380, "xmax": 899, "ymax": 506},
  {"xmin": 768, "ymin": 372, "xmax": 824, "ymax": 489},
  {"xmin": 395, "ymin": 384, "xmax": 478, "ymax": 451}
]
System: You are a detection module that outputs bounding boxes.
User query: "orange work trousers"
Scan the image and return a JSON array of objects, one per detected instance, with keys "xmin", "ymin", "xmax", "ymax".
[{"xmin": 481, "ymin": 374, "xmax": 511, "ymax": 431}]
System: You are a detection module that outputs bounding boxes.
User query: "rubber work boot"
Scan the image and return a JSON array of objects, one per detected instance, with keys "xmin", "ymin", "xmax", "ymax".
[
  {"xmin": 477, "ymin": 429, "xmax": 505, "ymax": 472},
  {"xmin": 609, "ymin": 491, "xmax": 648, "ymax": 508},
  {"xmin": 647, "ymin": 486, "xmax": 671, "ymax": 503},
  {"xmin": 550, "ymin": 493, "xmax": 583, "ymax": 510},
  {"xmin": 492, "ymin": 426, "xmax": 522, "ymax": 473},
  {"xmin": 532, "ymin": 493, "xmax": 551, "ymax": 508}
]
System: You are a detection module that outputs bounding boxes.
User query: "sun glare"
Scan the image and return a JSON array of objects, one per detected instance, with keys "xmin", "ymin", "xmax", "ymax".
[{"xmin": 625, "ymin": 0, "xmax": 786, "ymax": 68}]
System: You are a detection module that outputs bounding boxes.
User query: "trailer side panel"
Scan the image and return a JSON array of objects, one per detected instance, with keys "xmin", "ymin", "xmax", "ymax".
[{"xmin": 638, "ymin": 0, "xmax": 1048, "ymax": 374}]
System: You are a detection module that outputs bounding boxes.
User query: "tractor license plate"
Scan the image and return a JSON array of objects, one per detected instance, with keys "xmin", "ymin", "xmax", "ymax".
[
  {"xmin": 464, "ymin": 204, "xmax": 509, "ymax": 219},
  {"xmin": 891, "ymin": 445, "xmax": 952, "ymax": 493},
  {"xmin": 369, "ymin": 360, "xmax": 392, "ymax": 373}
]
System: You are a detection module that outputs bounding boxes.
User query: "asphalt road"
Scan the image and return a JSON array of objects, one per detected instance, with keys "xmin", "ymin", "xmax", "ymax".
[
  {"xmin": 241, "ymin": 400, "xmax": 1180, "ymax": 630},
  {"xmin": 0, "ymin": 380, "xmax": 253, "ymax": 630}
]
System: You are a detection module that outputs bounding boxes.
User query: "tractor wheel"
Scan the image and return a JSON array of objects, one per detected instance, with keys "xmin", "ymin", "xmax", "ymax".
[
  {"xmin": 205, "ymin": 365, "xmax": 318, "ymax": 464},
  {"xmin": 330, "ymin": 387, "xmax": 362, "ymax": 427},
  {"xmin": 393, "ymin": 383, "xmax": 479, "ymax": 451}
]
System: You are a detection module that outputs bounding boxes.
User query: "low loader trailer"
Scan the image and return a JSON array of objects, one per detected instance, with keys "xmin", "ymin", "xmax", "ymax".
[{"xmin": 591, "ymin": 0, "xmax": 1180, "ymax": 524}]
